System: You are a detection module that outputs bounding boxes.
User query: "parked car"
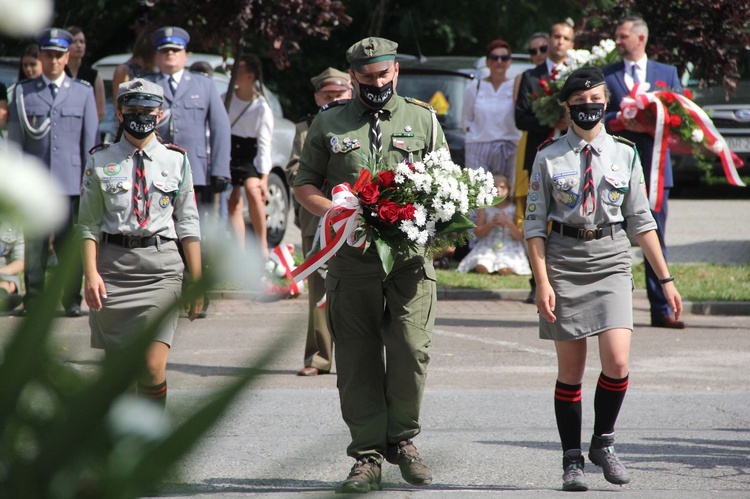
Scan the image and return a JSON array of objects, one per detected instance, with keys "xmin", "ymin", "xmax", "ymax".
[
  {"xmin": 93, "ymin": 53, "xmax": 295, "ymax": 247},
  {"xmin": 396, "ymin": 54, "xmax": 534, "ymax": 166},
  {"xmin": 0, "ymin": 56, "xmax": 18, "ymax": 89}
]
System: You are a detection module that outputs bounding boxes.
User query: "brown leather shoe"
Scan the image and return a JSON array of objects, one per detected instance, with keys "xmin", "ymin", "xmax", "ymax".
[
  {"xmin": 651, "ymin": 314, "xmax": 686, "ymax": 329},
  {"xmin": 335, "ymin": 457, "xmax": 382, "ymax": 494},
  {"xmin": 386, "ymin": 439, "xmax": 432, "ymax": 485},
  {"xmin": 297, "ymin": 366, "xmax": 330, "ymax": 376}
]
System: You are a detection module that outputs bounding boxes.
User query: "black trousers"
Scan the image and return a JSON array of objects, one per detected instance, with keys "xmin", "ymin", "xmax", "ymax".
[{"xmin": 24, "ymin": 195, "xmax": 83, "ymax": 310}]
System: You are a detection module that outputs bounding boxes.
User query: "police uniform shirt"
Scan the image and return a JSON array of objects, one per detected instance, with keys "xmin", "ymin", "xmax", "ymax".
[
  {"xmin": 7, "ymin": 75, "xmax": 98, "ymax": 196},
  {"xmin": 523, "ymin": 126, "xmax": 657, "ymax": 240},
  {"xmin": 145, "ymin": 70, "xmax": 231, "ymax": 186},
  {"xmin": 77, "ymin": 138, "xmax": 201, "ymax": 243},
  {"xmin": 224, "ymin": 93, "xmax": 274, "ymax": 175}
]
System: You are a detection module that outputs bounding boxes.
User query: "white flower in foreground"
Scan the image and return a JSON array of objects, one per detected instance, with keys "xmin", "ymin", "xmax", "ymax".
[
  {"xmin": 712, "ymin": 141, "xmax": 725, "ymax": 153},
  {"xmin": 691, "ymin": 129, "xmax": 705, "ymax": 143},
  {"xmin": 0, "ymin": 144, "xmax": 67, "ymax": 236},
  {"xmin": 600, "ymin": 39, "xmax": 616, "ymax": 53},
  {"xmin": 0, "ymin": 0, "xmax": 53, "ymax": 36}
]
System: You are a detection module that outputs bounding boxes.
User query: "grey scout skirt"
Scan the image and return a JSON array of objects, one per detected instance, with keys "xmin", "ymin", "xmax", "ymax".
[
  {"xmin": 540, "ymin": 228, "xmax": 634, "ymax": 341},
  {"xmin": 89, "ymin": 238, "xmax": 184, "ymax": 350}
]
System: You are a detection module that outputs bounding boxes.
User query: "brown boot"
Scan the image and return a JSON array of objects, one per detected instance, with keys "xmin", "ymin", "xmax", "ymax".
[
  {"xmin": 335, "ymin": 457, "xmax": 382, "ymax": 494},
  {"xmin": 386, "ymin": 439, "xmax": 433, "ymax": 485}
]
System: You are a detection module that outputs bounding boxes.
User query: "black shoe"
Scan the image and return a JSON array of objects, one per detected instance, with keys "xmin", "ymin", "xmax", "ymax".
[
  {"xmin": 524, "ymin": 286, "xmax": 536, "ymax": 304},
  {"xmin": 197, "ymin": 296, "xmax": 209, "ymax": 319},
  {"xmin": 0, "ymin": 294, "xmax": 23, "ymax": 312},
  {"xmin": 335, "ymin": 457, "xmax": 382, "ymax": 494},
  {"xmin": 386, "ymin": 439, "xmax": 432, "ymax": 486},
  {"xmin": 65, "ymin": 304, "xmax": 83, "ymax": 317}
]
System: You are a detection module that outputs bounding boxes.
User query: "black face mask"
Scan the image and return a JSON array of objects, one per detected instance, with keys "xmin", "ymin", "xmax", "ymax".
[
  {"xmin": 122, "ymin": 112, "xmax": 157, "ymax": 139},
  {"xmin": 568, "ymin": 103, "xmax": 605, "ymax": 131},
  {"xmin": 355, "ymin": 78, "xmax": 394, "ymax": 109}
]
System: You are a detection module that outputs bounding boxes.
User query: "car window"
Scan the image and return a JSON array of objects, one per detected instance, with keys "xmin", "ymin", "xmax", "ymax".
[{"xmin": 397, "ymin": 73, "xmax": 471, "ymax": 130}]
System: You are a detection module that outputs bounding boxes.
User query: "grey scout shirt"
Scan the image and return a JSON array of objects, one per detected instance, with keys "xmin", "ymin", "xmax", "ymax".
[
  {"xmin": 8, "ymin": 75, "xmax": 98, "ymax": 196},
  {"xmin": 77, "ymin": 138, "xmax": 201, "ymax": 243},
  {"xmin": 523, "ymin": 127, "xmax": 657, "ymax": 240},
  {"xmin": 146, "ymin": 71, "xmax": 231, "ymax": 186}
]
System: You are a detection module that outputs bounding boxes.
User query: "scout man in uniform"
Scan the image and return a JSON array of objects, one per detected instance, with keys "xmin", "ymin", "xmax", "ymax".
[
  {"xmin": 294, "ymin": 37, "xmax": 447, "ymax": 494},
  {"xmin": 285, "ymin": 67, "xmax": 352, "ymax": 378},
  {"xmin": 8, "ymin": 27, "xmax": 98, "ymax": 317},
  {"xmin": 146, "ymin": 26, "xmax": 231, "ymax": 318}
]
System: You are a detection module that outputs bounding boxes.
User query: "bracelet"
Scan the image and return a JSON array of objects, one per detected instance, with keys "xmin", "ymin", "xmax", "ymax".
[{"xmin": 658, "ymin": 275, "xmax": 675, "ymax": 284}]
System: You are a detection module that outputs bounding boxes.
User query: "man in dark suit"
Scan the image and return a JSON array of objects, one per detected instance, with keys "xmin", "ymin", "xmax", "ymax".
[
  {"xmin": 147, "ymin": 26, "xmax": 232, "ymax": 318},
  {"xmin": 8, "ymin": 28, "xmax": 99, "ymax": 316},
  {"xmin": 514, "ymin": 21, "xmax": 575, "ymax": 303},
  {"xmin": 603, "ymin": 16, "xmax": 686, "ymax": 329}
]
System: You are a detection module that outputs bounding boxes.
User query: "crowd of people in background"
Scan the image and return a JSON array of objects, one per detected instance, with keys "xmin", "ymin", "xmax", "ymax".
[{"xmin": 0, "ymin": 15, "xmax": 689, "ymax": 493}]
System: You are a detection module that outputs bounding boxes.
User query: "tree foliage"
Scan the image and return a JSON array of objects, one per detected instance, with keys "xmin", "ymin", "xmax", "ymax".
[{"xmin": 573, "ymin": 0, "xmax": 750, "ymax": 94}]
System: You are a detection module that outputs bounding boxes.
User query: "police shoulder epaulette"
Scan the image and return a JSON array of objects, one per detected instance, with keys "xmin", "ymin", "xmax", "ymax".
[
  {"xmin": 613, "ymin": 135, "xmax": 636, "ymax": 147},
  {"xmin": 165, "ymin": 143, "xmax": 187, "ymax": 154},
  {"xmin": 404, "ymin": 97, "xmax": 435, "ymax": 112},
  {"xmin": 88, "ymin": 143, "xmax": 111, "ymax": 155},
  {"xmin": 537, "ymin": 136, "xmax": 560, "ymax": 151},
  {"xmin": 74, "ymin": 78, "xmax": 92, "ymax": 87},
  {"xmin": 320, "ymin": 99, "xmax": 348, "ymax": 112}
]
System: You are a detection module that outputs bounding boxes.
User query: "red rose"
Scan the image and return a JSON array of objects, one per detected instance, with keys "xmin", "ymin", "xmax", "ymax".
[
  {"xmin": 655, "ymin": 80, "xmax": 667, "ymax": 89},
  {"xmin": 378, "ymin": 170, "xmax": 397, "ymax": 188},
  {"xmin": 663, "ymin": 92, "xmax": 675, "ymax": 103},
  {"xmin": 352, "ymin": 169, "xmax": 372, "ymax": 193},
  {"xmin": 359, "ymin": 182, "xmax": 380, "ymax": 205},
  {"xmin": 684, "ymin": 89, "xmax": 694, "ymax": 99},
  {"xmin": 398, "ymin": 203, "xmax": 416, "ymax": 221},
  {"xmin": 540, "ymin": 78, "xmax": 548, "ymax": 87},
  {"xmin": 377, "ymin": 200, "xmax": 400, "ymax": 225},
  {"xmin": 669, "ymin": 115, "xmax": 682, "ymax": 127}
]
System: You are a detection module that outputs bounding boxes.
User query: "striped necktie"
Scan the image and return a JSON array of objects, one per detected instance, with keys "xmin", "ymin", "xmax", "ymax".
[
  {"xmin": 581, "ymin": 145, "xmax": 596, "ymax": 216},
  {"xmin": 370, "ymin": 110, "xmax": 382, "ymax": 158},
  {"xmin": 133, "ymin": 150, "xmax": 151, "ymax": 227}
]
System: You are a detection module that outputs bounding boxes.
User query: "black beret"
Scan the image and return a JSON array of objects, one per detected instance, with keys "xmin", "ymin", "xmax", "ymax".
[{"xmin": 560, "ymin": 66, "xmax": 606, "ymax": 102}]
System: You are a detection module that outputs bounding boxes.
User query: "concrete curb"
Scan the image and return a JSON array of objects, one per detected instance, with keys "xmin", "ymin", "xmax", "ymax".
[{"xmin": 210, "ymin": 289, "xmax": 750, "ymax": 316}]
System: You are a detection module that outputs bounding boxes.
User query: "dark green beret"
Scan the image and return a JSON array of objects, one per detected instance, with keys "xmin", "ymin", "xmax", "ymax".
[
  {"xmin": 560, "ymin": 66, "xmax": 606, "ymax": 102},
  {"xmin": 346, "ymin": 37, "xmax": 398, "ymax": 68}
]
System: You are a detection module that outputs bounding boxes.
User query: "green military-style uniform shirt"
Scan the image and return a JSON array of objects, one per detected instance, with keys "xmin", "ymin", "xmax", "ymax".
[{"xmin": 295, "ymin": 92, "xmax": 447, "ymax": 278}]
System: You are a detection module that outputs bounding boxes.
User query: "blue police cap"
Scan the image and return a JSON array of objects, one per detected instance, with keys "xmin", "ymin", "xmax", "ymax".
[
  {"xmin": 36, "ymin": 28, "xmax": 74, "ymax": 53},
  {"xmin": 151, "ymin": 26, "xmax": 190, "ymax": 51}
]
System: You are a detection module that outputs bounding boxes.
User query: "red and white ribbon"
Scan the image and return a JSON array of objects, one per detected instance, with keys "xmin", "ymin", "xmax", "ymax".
[
  {"xmin": 268, "ymin": 243, "xmax": 303, "ymax": 296},
  {"xmin": 291, "ymin": 183, "xmax": 366, "ymax": 284}
]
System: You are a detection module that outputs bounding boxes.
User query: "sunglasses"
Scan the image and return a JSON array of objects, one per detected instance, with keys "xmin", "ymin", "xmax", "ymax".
[
  {"xmin": 487, "ymin": 54, "xmax": 511, "ymax": 62},
  {"xmin": 528, "ymin": 45, "xmax": 549, "ymax": 56}
]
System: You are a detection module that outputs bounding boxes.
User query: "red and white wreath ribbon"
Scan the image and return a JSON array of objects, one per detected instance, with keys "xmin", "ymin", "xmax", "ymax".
[
  {"xmin": 618, "ymin": 82, "xmax": 669, "ymax": 212},
  {"xmin": 291, "ymin": 183, "xmax": 366, "ymax": 284},
  {"xmin": 266, "ymin": 243, "xmax": 303, "ymax": 297}
]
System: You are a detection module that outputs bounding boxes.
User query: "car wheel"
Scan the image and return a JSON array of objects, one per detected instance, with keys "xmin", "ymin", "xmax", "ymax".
[{"xmin": 263, "ymin": 170, "xmax": 289, "ymax": 248}]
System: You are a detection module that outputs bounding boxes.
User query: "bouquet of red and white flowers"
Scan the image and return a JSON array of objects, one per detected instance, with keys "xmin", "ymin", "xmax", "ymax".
[
  {"xmin": 292, "ymin": 148, "xmax": 499, "ymax": 278},
  {"xmin": 531, "ymin": 39, "xmax": 619, "ymax": 127},
  {"xmin": 610, "ymin": 81, "xmax": 745, "ymax": 211}
]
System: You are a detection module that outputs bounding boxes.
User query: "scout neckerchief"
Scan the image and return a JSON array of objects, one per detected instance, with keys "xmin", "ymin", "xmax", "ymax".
[
  {"xmin": 580, "ymin": 145, "xmax": 596, "ymax": 216},
  {"xmin": 133, "ymin": 149, "xmax": 151, "ymax": 227},
  {"xmin": 369, "ymin": 110, "xmax": 383, "ymax": 158}
]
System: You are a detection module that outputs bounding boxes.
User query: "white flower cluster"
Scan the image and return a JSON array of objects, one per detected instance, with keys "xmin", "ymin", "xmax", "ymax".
[
  {"xmin": 396, "ymin": 148, "xmax": 497, "ymax": 245},
  {"xmin": 553, "ymin": 39, "xmax": 617, "ymax": 80}
]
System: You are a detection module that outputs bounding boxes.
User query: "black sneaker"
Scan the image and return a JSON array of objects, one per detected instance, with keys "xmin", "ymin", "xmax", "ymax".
[
  {"xmin": 562, "ymin": 449, "xmax": 588, "ymax": 491},
  {"xmin": 335, "ymin": 457, "xmax": 382, "ymax": 494},
  {"xmin": 589, "ymin": 433, "xmax": 631, "ymax": 485},
  {"xmin": 386, "ymin": 439, "xmax": 432, "ymax": 486}
]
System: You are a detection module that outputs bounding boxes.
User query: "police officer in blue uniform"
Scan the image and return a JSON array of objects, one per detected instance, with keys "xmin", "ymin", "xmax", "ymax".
[
  {"xmin": 146, "ymin": 26, "xmax": 232, "ymax": 317},
  {"xmin": 8, "ymin": 27, "xmax": 99, "ymax": 316}
]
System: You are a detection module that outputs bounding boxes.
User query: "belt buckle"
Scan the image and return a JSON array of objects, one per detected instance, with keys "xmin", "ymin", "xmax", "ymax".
[
  {"xmin": 580, "ymin": 229, "xmax": 596, "ymax": 241},
  {"xmin": 127, "ymin": 238, "xmax": 141, "ymax": 248}
]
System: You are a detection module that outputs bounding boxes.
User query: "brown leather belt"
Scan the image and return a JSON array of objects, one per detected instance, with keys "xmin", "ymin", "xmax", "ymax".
[
  {"xmin": 550, "ymin": 221, "xmax": 622, "ymax": 241},
  {"xmin": 102, "ymin": 233, "xmax": 172, "ymax": 248}
]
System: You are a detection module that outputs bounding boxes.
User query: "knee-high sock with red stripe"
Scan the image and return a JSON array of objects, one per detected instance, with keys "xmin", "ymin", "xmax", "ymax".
[
  {"xmin": 137, "ymin": 380, "xmax": 167, "ymax": 409},
  {"xmin": 555, "ymin": 380, "xmax": 582, "ymax": 452},
  {"xmin": 594, "ymin": 372, "xmax": 629, "ymax": 436}
]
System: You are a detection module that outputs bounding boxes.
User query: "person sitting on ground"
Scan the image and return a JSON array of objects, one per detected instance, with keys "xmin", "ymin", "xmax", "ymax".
[
  {"xmin": 0, "ymin": 221, "xmax": 24, "ymax": 311},
  {"xmin": 458, "ymin": 174, "xmax": 531, "ymax": 276}
]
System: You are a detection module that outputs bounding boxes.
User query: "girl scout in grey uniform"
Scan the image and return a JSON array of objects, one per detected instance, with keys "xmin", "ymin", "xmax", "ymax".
[
  {"xmin": 77, "ymin": 78, "xmax": 202, "ymax": 408},
  {"xmin": 523, "ymin": 67, "xmax": 682, "ymax": 492}
]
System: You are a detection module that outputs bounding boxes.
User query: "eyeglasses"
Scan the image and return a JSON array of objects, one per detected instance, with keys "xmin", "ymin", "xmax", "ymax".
[
  {"xmin": 528, "ymin": 45, "xmax": 549, "ymax": 56},
  {"xmin": 487, "ymin": 54, "xmax": 511, "ymax": 62}
]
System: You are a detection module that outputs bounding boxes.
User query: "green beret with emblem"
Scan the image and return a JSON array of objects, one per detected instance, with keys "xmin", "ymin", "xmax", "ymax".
[{"xmin": 346, "ymin": 37, "xmax": 398, "ymax": 68}]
